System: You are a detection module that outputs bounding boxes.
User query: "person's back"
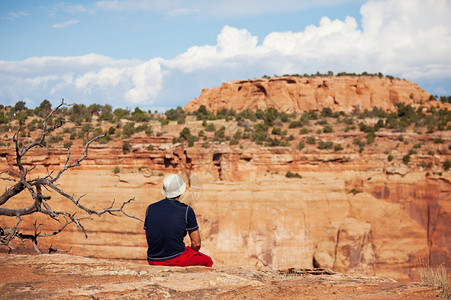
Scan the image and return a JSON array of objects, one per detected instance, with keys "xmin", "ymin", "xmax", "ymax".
[
  {"xmin": 144, "ymin": 174, "xmax": 213, "ymax": 267},
  {"xmin": 144, "ymin": 198, "xmax": 198, "ymax": 261}
]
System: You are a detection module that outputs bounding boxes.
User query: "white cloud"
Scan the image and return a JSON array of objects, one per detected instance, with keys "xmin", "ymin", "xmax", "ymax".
[
  {"xmin": 61, "ymin": 4, "xmax": 96, "ymax": 14},
  {"xmin": 1, "ymin": 0, "xmax": 450, "ymax": 110},
  {"xmin": 95, "ymin": 0, "xmax": 365, "ymax": 16},
  {"xmin": 163, "ymin": 0, "xmax": 450, "ymax": 84},
  {"xmin": 3, "ymin": 11, "xmax": 29, "ymax": 20},
  {"xmin": 165, "ymin": 26, "xmax": 259, "ymax": 72},
  {"xmin": 52, "ymin": 19, "xmax": 80, "ymax": 29},
  {"xmin": 126, "ymin": 58, "xmax": 164, "ymax": 103}
]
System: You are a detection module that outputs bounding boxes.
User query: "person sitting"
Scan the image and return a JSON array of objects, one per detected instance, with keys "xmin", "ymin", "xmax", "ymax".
[{"xmin": 144, "ymin": 174, "xmax": 213, "ymax": 267}]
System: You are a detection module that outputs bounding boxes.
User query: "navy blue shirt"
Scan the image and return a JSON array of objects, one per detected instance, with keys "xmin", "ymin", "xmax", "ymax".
[{"xmin": 144, "ymin": 198, "xmax": 199, "ymax": 261}]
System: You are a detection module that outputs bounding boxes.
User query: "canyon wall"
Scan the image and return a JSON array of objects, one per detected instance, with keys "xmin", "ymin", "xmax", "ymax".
[
  {"xmin": 184, "ymin": 76, "xmax": 431, "ymax": 114},
  {"xmin": 1, "ymin": 133, "xmax": 449, "ymax": 282}
]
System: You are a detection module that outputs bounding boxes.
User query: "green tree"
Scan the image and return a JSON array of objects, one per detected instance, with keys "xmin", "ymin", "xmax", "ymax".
[
  {"xmin": 88, "ymin": 104, "xmax": 102, "ymax": 115},
  {"xmin": 34, "ymin": 100, "xmax": 52, "ymax": 118},
  {"xmin": 113, "ymin": 108, "xmax": 130, "ymax": 119},
  {"xmin": 131, "ymin": 107, "xmax": 150, "ymax": 122},
  {"xmin": 99, "ymin": 104, "xmax": 114, "ymax": 122},
  {"xmin": 13, "ymin": 101, "xmax": 27, "ymax": 113},
  {"xmin": 70, "ymin": 104, "xmax": 91, "ymax": 124},
  {"xmin": 122, "ymin": 122, "xmax": 136, "ymax": 138}
]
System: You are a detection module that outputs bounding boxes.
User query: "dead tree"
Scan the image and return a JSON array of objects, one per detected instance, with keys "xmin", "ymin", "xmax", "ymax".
[{"xmin": 0, "ymin": 100, "xmax": 142, "ymax": 253}]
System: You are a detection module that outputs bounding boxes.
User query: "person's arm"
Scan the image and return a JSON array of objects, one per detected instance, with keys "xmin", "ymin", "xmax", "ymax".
[{"xmin": 188, "ymin": 229, "xmax": 201, "ymax": 251}]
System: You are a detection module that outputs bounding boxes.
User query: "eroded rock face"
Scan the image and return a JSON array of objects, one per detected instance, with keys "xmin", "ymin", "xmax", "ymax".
[
  {"xmin": 1, "ymin": 140, "xmax": 449, "ymax": 282},
  {"xmin": 313, "ymin": 218, "xmax": 375, "ymax": 274},
  {"xmin": 184, "ymin": 76, "xmax": 431, "ymax": 114}
]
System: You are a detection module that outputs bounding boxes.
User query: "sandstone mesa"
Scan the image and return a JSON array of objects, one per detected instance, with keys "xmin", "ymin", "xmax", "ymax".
[{"xmin": 184, "ymin": 76, "xmax": 433, "ymax": 114}]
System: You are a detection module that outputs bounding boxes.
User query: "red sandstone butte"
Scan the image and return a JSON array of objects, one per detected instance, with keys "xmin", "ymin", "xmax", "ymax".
[{"xmin": 184, "ymin": 76, "xmax": 432, "ymax": 113}]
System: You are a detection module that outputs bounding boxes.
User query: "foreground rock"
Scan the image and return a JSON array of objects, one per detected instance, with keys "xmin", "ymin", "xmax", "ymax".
[{"xmin": 0, "ymin": 254, "xmax": 439, "ymax": 299}]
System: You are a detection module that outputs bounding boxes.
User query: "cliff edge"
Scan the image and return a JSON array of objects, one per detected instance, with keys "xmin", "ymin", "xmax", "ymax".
[{"xmin": 0, "ymin": 254, "xmax": 439, "ymax": 299}]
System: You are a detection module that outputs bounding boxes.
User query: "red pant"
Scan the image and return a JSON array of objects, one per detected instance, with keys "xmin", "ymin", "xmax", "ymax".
[{"xmin": 147, "ymin": 247, "xmax": 213, "ymax": 267}]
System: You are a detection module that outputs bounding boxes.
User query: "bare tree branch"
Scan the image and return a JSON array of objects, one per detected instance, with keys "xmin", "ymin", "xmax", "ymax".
[
  {"xmin": 48, "ymin": 245, "xmax": 72, "ymax": 254},
  {"xmin": 0, "ymin": 217, "xmax": 22, "ymax": 252},
  {"xmin": 0, "ymin": 100, "xmax": 142, "ymax": 253}
]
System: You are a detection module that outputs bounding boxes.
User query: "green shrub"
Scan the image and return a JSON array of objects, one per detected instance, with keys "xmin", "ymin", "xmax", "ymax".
[
  {"xmin": 205, "ymin": 123, "xmax": 216, "ymax": 132},
  {"xmin": 286, "ymin": 171, "xmax": 302, "ymax": 178},
  {"xmin": 366, "ymin": 132, "xmax": 376, "ymax": 144},
  {"xmin": 323, "ymin": 125, "xmax": 333, "ymax": 133},
  {"xmin": 130, "ymin": 107, "xmax": 150, "ymax": 122},
  {"xmin": 306, "ymin": 136, "xmax": 316, "ymax": 145},
  {"xmin": 214, "ymin": 126, "xmax": 226, "ymax": 140},
  {"xmin": 408, "ymin": 149, "xmax": 417, "ymax": 155},
  {"xmin": 318, "ymin": 140, "xmax": 333, "ymax": 150},
  {"xmin": 271, "ymin": 127, "xmax": 283, "ymax": 135},
  {"xmin": 320, "ymin": 107, "xmax": 333, "ymax": 118},
  {"xmin": 349, "ymin": 189, "xmax": 362, "ymax": 195},
  {"xmin": 113, "ymin": 108, "xmax": 130, "ymax": 119},
  {"xmin": 179, "ymin": 127, "xmax": 198, "ymax": 146},
  {"xmin": 229, "ymin": 139, "xmax": 239, "ymax": 145},
  {"xmin": 444, "ymin": 159, "xmax": 451, "ymax": 171},
  {"xmin": 316, "ymin": 119, "xmax": 328, "ymax": 125},
  {"xmin": 122, "ymin": 122, "xmax": 136, "ymax": 138},
  {"xmin": 299, "ymin": 128, "xmax": 309, "ymax": 134},
  {"xmin": 108, "ymin": 126, "xmax": 116, "ymax": 135},
  {"xmin": 353, "ymin": 138, "xmax": 365, "ymax": 148},
  {"xmin": 334, "ymin": 144, "xmax": 343, "ymax": 151},
  {"xmin": 289, "ymin": 120, "xmax": 302, "ymax": 128},
  {"xmin": 252, "ymin": 123, "xmax": 269, "ymax": 144},
  {"xmin": 433, "ymin": 136, "xmax": 444, "ymax": 144},
  {"xmin": 343, "ymin": 117, "xmax": 354, "ymax": 125},
  {"xmin": 122, "ymin": 141, "xmax": 131, "ymax": 154},
  {"xmin": 63, "ymin": 141, "xmax": 73, "ymax": 148},
  {"xmin": 70, "ymin": 104, "xmax": 91, "ymax": 124},
  {"xmin": 165, "ymin": 106, "xmax": 185, "ymax": 122},
  {"xmin": 413, "ymin": 142, "xmax": 422, "ymax": 149},
  {"xmin": 113, "ymin": 166, "xmax": 120, "ymax": 174},
  {"xmin": 359, "ymin": 122, "xmax": 374, "ymax": 133},
  {"xmin": 298, "ymin": 141, "xmax": 305, "ymax": 150},
  {"xmin": 193, "ymin": 105, "xmax": 215, "ymax": 120},
  {"xmin": 402, "ymin": 154, "xmax": 410, "ymax": 164}
]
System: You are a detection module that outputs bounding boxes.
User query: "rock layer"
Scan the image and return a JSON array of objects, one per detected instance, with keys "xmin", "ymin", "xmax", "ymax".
[
  {"xmin": 1, "ymin": 136, "xmax": 449, "ymax": 282},
  {"xmin": 184, "ymin": 76, "xmax": 431, "ymax": 113}
]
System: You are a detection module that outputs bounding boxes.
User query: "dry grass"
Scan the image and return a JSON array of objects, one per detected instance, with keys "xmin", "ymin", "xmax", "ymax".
[{"xmin": 418, "ymin": 259, "xmax": 450, "ymax": 298}]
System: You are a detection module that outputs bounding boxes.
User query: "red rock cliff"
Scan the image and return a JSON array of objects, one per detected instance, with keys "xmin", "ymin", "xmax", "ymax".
[
  {"xmin": 184, "ymin": 76, "xmax": 431, "ymax": 113},
  {"xmin": 1, "ymin": 129, "xmax": 449, "ymax": 282}
]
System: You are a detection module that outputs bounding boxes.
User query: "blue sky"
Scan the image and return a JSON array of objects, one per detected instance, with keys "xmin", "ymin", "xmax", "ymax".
[{"xmin": 0, "ymin": 0, "xmax": 450, "ymax": 112}]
